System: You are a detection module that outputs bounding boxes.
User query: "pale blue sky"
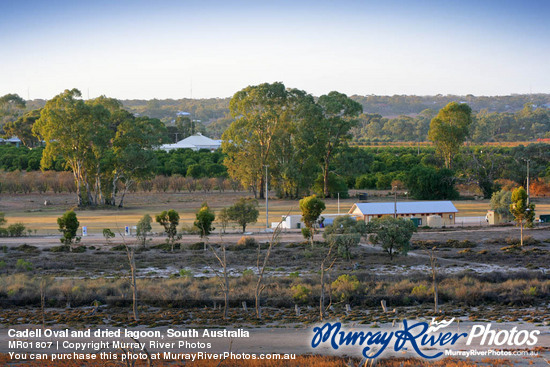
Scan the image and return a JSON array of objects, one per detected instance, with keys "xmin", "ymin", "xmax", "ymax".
[{"xmin": 1, "ymin": 0, "xmax": 549, "ymax": 99}]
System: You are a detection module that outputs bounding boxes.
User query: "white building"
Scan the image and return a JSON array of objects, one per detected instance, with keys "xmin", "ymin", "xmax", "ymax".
[
  {"xmin": 160, "ymin": 133, "xmax": 222, "ymax": 152},
  {"xmin": 349, "ymin": 201, "xmax": 458, "ymax": 226},
  {"xmin": 272, "ymin": 213, "xmax": 349, "ymax": 229}
]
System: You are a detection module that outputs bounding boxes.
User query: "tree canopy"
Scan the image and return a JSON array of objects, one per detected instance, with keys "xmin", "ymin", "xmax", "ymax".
[
  {"xmin": 32, "ymin": 89, "xmax": 167, "ymax": 207},
  {"xmin": 366, "ymin": 217, "xmax": 416, "ymax": 260},
  {"xmin": 194, "ymin": 202, "xmax": 215, "ymax": 238},
  {"xmin": 299, "ymin": 195, "xmax": 325, "ymax": 246},
  {"xmin": 227, "ymin": 198, "xmax": 259, "ymax": 233},
  {"xmin": 509, "ymin": 186, "xmax": 535, "ymax": 246},
  {"xmin": 57, "ymin": 210, "xmax": 80, "ymax": 249},
  {"xmin": 428, "ymin": 102, "xmax": 472, "ymax": 169}
]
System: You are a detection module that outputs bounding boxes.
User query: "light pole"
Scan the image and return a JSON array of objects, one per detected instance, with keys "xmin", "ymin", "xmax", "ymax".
[
  {"xmin": 264, "ymin": 165, "xmax": 269, "ymax": 230},
  {"xmin": 526, "ymin": 159, "xmax": 530, "ymax": 206},
  {"xmin": 393, "ymin": 186, "xmax": 397, "ymax": 218}
]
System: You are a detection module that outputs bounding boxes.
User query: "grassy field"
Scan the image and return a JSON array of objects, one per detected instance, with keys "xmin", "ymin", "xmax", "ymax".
[{"xmin": 1, "ymin": 191, "xmax": 550, "ymax": 235}]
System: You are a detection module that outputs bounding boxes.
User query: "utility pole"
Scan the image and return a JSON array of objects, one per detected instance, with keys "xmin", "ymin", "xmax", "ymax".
[
  {"xmin": 337, "ymin": 192, "xmax": 340, "ymax": 215},
  {"xmin": 393, "ymin": 186, "xmax": 397, "ymax": 218},
  {"xmin": 526, "ymin": 159, "xmax": 530, "ymax": 206},
  {"xmin": 264, "ymin": 165, "xmax": 269, "ymax": 230}
]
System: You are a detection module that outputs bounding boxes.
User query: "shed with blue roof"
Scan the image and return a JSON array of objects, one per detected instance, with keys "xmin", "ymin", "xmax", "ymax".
[{"xmin": 348, "ymin": 201, "xmax": 458, "ymax": 226}]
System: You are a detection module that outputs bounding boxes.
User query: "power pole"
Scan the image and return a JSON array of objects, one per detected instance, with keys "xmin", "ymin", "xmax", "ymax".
[
  {"xmin": 337, "ymin": 192, "xmax": 340, "ymax": 215},
  {"xmin": 264, "ymin": 165, "xmax": 269, "ymax": 230},
  {"xmin": 526, "ymin": 159, "xmax": 530, "ymax": 206},
  {"xmin": 393, "ymin": 186, "xmax": 397, "ymax": 218}
]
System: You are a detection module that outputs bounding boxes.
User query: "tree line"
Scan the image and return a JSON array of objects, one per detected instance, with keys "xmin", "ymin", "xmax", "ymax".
[
  {"xmin": 1, "ymin": 86, "xmax": 549, "ymax": 206},
  {"xmin": 352, "ymin": 103, "xmax": 550, "ymax": 143},
  {"xmin": 1, "ymin": 141, "xmax": 548, "ymax": 201},
  {"xmin": 4, "ymin": 92, "xmax": 549, "ymax": 143}
]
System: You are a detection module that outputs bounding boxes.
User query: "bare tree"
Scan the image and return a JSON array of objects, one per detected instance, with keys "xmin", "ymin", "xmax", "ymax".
[
  {"xmin": 116, "ymin": 224, "xmax": 139, "ymax": 321},
  {"xmin": 254, "ymin": 221, "xmax": 283, "ymax": 319},
  {"xmin": 428, "ymin": 246, "xmax": 439, "ymax": 312},
  {"xmin": 39, "ymin": 276, "xmax": 52, "ymax": 329},
  {"xmin": 319, "ymin": 240, "xmax": 338, "ymax": 320},
  {"xmin": 207, "ymin": 233, "xmax": 230, "ymax": 319},
  {"xmin": 125, "ymin": 243, "xmax": 138, "ymax": 321}
]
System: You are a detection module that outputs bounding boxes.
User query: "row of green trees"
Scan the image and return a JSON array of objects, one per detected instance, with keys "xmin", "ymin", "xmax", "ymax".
[
  {"xmin": 0, "ymin": 145, "xmax": 227, "ymax": 178},
  {"xmin": 1, "ymin": 143, "xmax": 547, "ymax": 201},
  {"xmin": 3, "ymin": 92, "xmax": 550, "ymax": 143},
  {"xmin": 351, "ymin": 103, "xmax": 550, "ymax": 143},
  {"xmin": 2, "ymin": 87, "xmax": 549, "ymax": 205},
  {"xmin": 56, "ymin": 198, "xmax": 261, "ymax": 251}
]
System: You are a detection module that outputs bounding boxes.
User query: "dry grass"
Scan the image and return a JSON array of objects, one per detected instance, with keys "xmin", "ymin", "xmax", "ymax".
[
  {"xmin": 1, "ymin": 271, "xmax": 549, "ymax": 312},
  {"xmin": 2, "ymin": 191, "xmax": 549, "ymax": 235}
]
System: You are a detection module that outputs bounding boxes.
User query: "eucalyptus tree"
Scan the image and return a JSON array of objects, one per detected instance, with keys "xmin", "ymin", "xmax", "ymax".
[
  {"xmin": 428, "ymin": 102, "xmax": 472, "ymax": 170},
  {"xmin": 33, "ymin": 89, "xmax": 166, "ymax": 207},
  {"xmin": 33, "ymin": 89, "xmax": 112, "ymax": 206},
  {"xmin": 3, "ymin": 109, "xmax": 41, "ymax": 147},
  {"xmin": 0, "ymin": 93, "xmax": 26, "ymax": 126},
  {"xmin": 270, "ymin": 88, "xmax": 322, "ymax": 198},
  {"xmin": 315, "ymin": 91, "xmax": 362, "ymax": 197},
  {"xmin": 222, "ymin": 82, "xmax": 289, "ymax": 198}
]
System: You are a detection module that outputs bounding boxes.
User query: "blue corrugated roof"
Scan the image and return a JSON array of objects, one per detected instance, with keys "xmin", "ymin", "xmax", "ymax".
[{"xmin": 350, "ymin": 201, "xmax": 458, "ymax": 216}]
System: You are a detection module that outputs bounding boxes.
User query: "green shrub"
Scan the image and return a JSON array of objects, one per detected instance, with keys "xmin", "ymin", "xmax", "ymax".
[
  {"xmin": 16, "ymin": 259, "xmax": 33, "ymax": 271},
  {"xmin": 523, "ymin": 286, "xmax": 538, "ymax": 297},
  {"xmin": 411, "ymin": 284, "xmax": 430, "ymax": 298},
  {"xmin": 291, "ymin": 284, "xmax": 311, "ymax": 304},
  {"xmin": 331, "ymin": 274, "xmax": 361, "ymax": 303},
  {"xmin": 102, "ymin": 228, "xmax": 115, "ymax": 242},
  {"xmin": 188, "ymin": 242, "xmax": 205, "ymax": 250},
  {"xmin": 289, "ymin": 271, "xmax": 300, "ymax": 278},
  {"xmin": 242, "ymin": 269, "xmax": 254, "ymax": 277},
  {"xmin": 7, "ymin": 223, "xmax": 26, "ymax": 237},
  {"xmin": 179, "ymin": 269, "xmax": 193, "ymax": 277},
  {"xmin": 152, "ymin": 242, "xmax": 181, "ymax": 251},
  {"xmin": 50, "ymin": 245, "xmax": 71, "ymax": 252},
  {"xmin": 15, "ymin": 244, "xmax": 38, "ymax": 253},
  {"xmin": 301, "ymin": 227, "xmax": 312, "ymax": 241}
]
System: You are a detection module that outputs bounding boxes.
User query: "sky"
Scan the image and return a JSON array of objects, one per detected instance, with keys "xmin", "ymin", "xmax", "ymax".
[{"xmin": 1, "ymin": 0, "xmax": 549, "ymax": 100}]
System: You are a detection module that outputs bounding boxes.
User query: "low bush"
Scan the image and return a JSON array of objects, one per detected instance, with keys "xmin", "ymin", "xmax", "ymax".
[
  {"xmin": 152, "ymin": 242, "xmax": 181, "ymax": 251},
  {"xmin": 16, "ymin": 259, "xmax": 33, "ymax": 272},
  {"xmin": 188, "ymin": 242, "xmax": 206, "ymax": 250},
  {"xmin": 229, "ymin": 236, "xmax": 258, "ymax": 251},
  {"xmin": 7, "ymin": 223, "xmax": 26, "ymax": 237},
  {"xmin": 179, "ymin": 269, "xmax": 193, "ymax": 278},
  {"xmin": 49, "ymin": 245, "xmax": 71, "ymax": 252},
  {"xmin": 291, "ymin": 284, "xmax": 311, "ymax": 304},
  {"xmin": 15, "ymin": 244, "xmax": 38, "ymax": 253},
  {"xmin": 412, "ymin": 239, "xmax": 477, "ymax": 249},
  {"xmin": 331, "ymin": 274, "xmax": 361, "ymax": 303}
]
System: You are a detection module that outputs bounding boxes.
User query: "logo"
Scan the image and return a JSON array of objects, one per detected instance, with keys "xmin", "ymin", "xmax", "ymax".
[{"xmin": 310, "ymin": 319, "xmax": 540, "ymax": 359}]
